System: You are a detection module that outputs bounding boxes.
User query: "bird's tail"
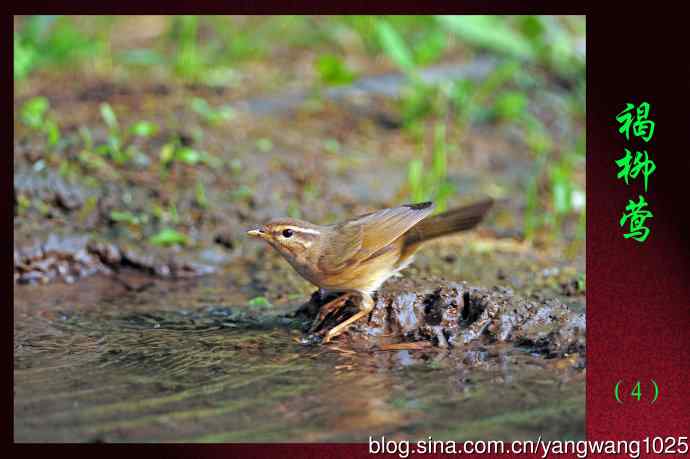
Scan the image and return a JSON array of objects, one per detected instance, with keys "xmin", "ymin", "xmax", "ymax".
[{"xmin": 404, "ymin": 197, "xmax": 493, "ymax": 247}]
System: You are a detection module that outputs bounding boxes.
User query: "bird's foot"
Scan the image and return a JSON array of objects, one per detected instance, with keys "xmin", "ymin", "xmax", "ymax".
[
  {"xmin": 320, "ymin": 293, "xmax": 375, "ymax": 344},
  {"xmin": 308, "ymin": 293, "xmax": 352, "ymax": 333}
]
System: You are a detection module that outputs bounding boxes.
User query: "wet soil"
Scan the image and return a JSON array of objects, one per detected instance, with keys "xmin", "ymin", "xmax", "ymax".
[
  {"xmin": 14, "ymin": 60, "xmax": 585, "ymax": 442},
  {"xmin": 298, "ymin": 279, "xmax": 585, "ymax": 359}
]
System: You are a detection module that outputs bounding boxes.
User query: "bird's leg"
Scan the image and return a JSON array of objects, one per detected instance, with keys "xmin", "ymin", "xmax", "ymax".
[
  {"xmin": 322, "ymin": 293, "xmax": 374, "ymax": 344},
  {"xmin": 309, "ymin": 292, "xmax": 353, "ymax": 333}
]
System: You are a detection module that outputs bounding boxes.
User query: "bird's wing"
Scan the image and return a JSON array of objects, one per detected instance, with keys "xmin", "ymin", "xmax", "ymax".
[{"xmin": 317, "ymin": 202, "xmax": 434, "ymax": 274}]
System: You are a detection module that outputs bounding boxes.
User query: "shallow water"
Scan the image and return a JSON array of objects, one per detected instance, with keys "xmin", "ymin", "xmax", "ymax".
[{"xmin": 14, "ymin": 271, "xmax": 584, "ymax": 443}]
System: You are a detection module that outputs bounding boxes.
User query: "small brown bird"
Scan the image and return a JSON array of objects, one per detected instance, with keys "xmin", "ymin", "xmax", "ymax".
[{"xmin": 247, "ymin": 198, "xmax": 493, "ymax": 343}]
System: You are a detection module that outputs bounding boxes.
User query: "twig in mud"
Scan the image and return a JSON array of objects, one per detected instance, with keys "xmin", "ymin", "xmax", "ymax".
[
  {"xmin": 375, "ymin": 342, "xmax": 433, "ymax": 352},
  {"xmin": 334, "ymin": 364, "xmax": 354, "ymax": 370},
  {"xmin": 328, "ymin": 346, "xmax": 357, "ymax": 355}
]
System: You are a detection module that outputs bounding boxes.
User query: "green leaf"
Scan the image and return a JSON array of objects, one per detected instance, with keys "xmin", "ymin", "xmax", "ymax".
[
  {"xmin": 160, "ymin": 143, "xmax": 176, "ymax": 166},
  {"xmin": 551, "ymin": 166, "xmax": 572, "ymax": 214},
  {"xmin": 20, "ymin": 96, "xmax": 49, "ymax": 128},
  {"xmin": 452, "ymin": 79, "xmax": 475, "ymax": 111},
  {"xmin": 190, "ymin": 97, "xmax": 210, "ymax": 115},
  {"xmin": 105, "ymin": 135, "xmax": 124, "ymax": 162},
  {"xmin": 109, "ymin": 210, "xmax": 142, "ymax": 225},
  {"xmin": 315, "ymin": 54, "xmax": 356, "ymax": 86},
  {"xmin": 16, "ymin": 194, "xmax": 31, "ymax": 212},
  {"xmin": 14, "ymin": 34, "xmax": 37, "ymax": 81},
  {"xmin": 435, "ymin": 15, "xmax": 535, "ymax": 61},
  {"xmin": 149, "ymin": 228, "xmax": 189, "ymax": 246},
  {"xmin": 176, "ymin": 147, "xmax": 201, "ymax": 165},
  {"xmin": 79, "ymin": 126, "xmax": 93, "ymax": 150},
  {"xmin": 95, "ymin": 144, "xmax": 111, "ymax": 156},
  {"xmin": 195, "ymin": 180, "xmax": 208, "ymax": 208},
  {"xmin": 494, "ymin": 91, "xmax": 528, "ymax": 121},
  {"xmin": 400, "ymin": 81, "xmax": 436, "ymax": 125},
  {"xmin": 436, "ymin": 181, "xmax": 455, "ymax": 201},
  {"xmin": 248, "ymin": 296, "xmax": 272, "ymax": 309},
  {"xmin": 376, "ymin": 20, "xmax": 415, "ymax": 73},
  {"xmin": 413, "ymin": 28, "xmax": 447, "ymax": 66},
  {"xmin": 45, "ymin": 119, "xmax": 61, "ymax": 146},
  {"xmin": 517, "ymin": 15, "xmax": 546, "ymax": 42},
  {"xmin": 191, "ymin": 97, "xmax": 234, "ymax": 125},
  {"xmin": 408, "ymin": 158, "xmax": 424, "ymax": 202},
  {"xmin": 215, "ymin": 106, "xmax": 235, "ymax": 122},
  {"xmin": 523, "ymin": 114, "xmax": 553, "ymax": 156},
  {"xmin": 174, "ymin": 15, "xmax": 201, "ymax": 80},
  {"xmin": 100, "ymin": 103, "xmax": 119, "ymax": 130},
  {"xmin": 130, "ymin": 121, "xmax": 158, "ymax": 137}
]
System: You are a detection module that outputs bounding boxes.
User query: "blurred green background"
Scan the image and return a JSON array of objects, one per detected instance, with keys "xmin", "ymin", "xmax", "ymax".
[{"xmin": 14, "ymin": 15, "xmax": 585, "ymax": 262}]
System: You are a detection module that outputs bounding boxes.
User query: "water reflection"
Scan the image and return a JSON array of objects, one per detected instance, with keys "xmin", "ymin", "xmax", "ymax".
[{"xmin": 15, "ymin": 274, "xmax": 584, "ymax": 442}]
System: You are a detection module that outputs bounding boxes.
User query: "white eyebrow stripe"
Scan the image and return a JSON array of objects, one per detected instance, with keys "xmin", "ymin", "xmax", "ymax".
[{"xmin": 285, "ymin": 226, "xmax": 320, "ymax": 235}]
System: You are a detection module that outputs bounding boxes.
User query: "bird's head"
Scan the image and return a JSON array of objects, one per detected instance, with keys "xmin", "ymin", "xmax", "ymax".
[{"xmin": 247, "ymin": 218, "xmax": 323, "ymax": 261}]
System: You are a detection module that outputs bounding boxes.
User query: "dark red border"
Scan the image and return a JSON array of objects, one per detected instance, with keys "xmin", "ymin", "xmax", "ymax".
[{"xmin": 587, "ymin": 10, "xmax": 690, "ymax": 445}]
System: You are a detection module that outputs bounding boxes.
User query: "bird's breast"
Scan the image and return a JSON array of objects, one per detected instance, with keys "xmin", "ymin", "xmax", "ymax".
[{"xmin": 319, "ymin": 245, "xmax": 402, "ymax": 293}]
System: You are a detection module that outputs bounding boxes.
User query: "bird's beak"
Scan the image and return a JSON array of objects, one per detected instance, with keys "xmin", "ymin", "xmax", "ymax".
[{"xmin": 247, "ymin": 227, "xmax": 267, "ymax": 239}]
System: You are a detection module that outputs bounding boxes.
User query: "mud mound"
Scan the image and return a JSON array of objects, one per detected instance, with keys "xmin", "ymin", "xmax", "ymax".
[
  {"xmin": 14, "ymin": 233, "xmax": 215, "ymax": 285},
  {"xmin": 296, "ymin": 278, "xmax": 585, "ymax": 358}
]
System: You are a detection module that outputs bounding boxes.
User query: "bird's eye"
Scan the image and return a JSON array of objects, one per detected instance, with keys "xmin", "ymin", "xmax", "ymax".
[{"xmin": 282, "ymin": 229, "xmax": 294, "ymax": 238}]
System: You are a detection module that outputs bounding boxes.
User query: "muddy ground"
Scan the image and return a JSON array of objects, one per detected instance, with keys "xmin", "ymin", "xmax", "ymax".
[{"xmin": 14, "ymin": 59, "xmax": 585, "ymax": 442}]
